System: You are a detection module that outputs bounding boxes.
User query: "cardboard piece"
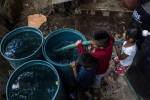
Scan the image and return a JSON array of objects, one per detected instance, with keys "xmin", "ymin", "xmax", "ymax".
[{"xmin": 27, "ymin": 14, "xmax": 47, "ymax": 28}]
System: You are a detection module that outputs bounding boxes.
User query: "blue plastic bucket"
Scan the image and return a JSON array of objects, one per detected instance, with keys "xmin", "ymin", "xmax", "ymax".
[
  {"xmin": 43, "ymin": 28, "xmax": 87, "ymax": 87},
  {"xmin": 6, "ymin": 60, "xmax": 64, "ymax": 100},
  {"xmin": 0, "ymin": 26, "xmax": 44, "ymax": 69}
]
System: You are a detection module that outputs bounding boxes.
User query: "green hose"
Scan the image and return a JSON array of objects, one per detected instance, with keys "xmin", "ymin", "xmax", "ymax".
[
  {"xmin": 55, "ymin": 41, "xmax": 91, "ymax": 52},
  {"xmin": 54, "ymin": 40, "xmax": 123, "ymax": 52},
  {"xmin": 55, "ymin": 39, "xmax": 124, "ymax": 53}
]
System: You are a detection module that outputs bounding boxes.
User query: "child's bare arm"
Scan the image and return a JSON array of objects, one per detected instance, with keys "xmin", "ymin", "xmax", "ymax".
[
  {"xmin": 119, "ymin": 53, "xmax": 129, "ymax": 60},
  {"xmin": 71, "ymin": 61, "xmax": 77, "ymax": 77},
  {"xmin": 114, "ymin": 45, "xmax": 128, "ymax": 60}
]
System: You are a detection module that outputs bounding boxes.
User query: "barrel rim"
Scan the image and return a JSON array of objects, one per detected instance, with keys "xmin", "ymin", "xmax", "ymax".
[
  {"xmin": 42, "ymin": 28, "xmax": 87, "ymax": 67},
  {"xmin": 6, "ymin": 60, "xmax": 60, "ymax": 100},
  {"xmin": 0, "ymin": 26, "xmax": 44, "ymax": 61}
]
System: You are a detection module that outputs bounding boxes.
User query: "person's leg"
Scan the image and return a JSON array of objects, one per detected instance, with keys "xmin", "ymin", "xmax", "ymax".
[
  {"xmin": 93, "ymin": 74, "xmax": 103, "ymax": 88},
  {"xmin": 92, "ymin": 75, "xmax": 103, "ymax": 100}
]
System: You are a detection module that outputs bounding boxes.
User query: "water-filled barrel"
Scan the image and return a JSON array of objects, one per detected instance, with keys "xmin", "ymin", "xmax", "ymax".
[
  {"xmin": 43, "ymin": 28, "xmax": 87, "ymax": 87},
  {"xmin": 0, "ymin": 26, "xmax": 44, "ymax": 69},
  {"xmin": 6, "ymin": 60, "xmax": 64, "ymax": 100}
]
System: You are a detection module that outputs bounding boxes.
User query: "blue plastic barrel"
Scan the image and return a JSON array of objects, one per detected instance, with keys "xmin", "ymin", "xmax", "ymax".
[
  {"xmin": 43, "ymin": 28, "xmax": 87, "ymax": 87},
  {"xmin": 6, "ymin": 60, "xmax": 64, "ymax": 100},
  {"xmin": 0, "ymin": 26, "xmax": 44, "ymax": 69}
]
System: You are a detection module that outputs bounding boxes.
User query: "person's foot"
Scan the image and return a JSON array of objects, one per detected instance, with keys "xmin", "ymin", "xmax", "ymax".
[
  {"xmin": 84, "ymin": 91, "xmax": 93, "ymax": 100},
  {"xmin": 92, "ymin": 89, "xmax": 101, "ymax": 100}
]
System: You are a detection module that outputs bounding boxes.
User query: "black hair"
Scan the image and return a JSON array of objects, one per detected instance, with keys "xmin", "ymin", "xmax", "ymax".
[
  {"xmin": 126, "ymin": 26, "xmax": 139, "ymax": 42},
  {"xmin": 77, "ymin": 52, "xmax": 98, "ymax": 68},
  {"xmin": 93, "ymin": 30, "xmax": 110, "ymax": 48}
]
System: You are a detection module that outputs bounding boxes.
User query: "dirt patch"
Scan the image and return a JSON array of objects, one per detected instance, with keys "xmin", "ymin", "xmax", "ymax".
[
  {"xmin": 100, "ymin": 60, "xmax": 137, "ymax": 100},
  {"xmin": 0, "ymin": 55, "xmax": 11, "ymax": 100}
]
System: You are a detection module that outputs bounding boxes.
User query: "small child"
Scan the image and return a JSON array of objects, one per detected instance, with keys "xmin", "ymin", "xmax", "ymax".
[
  {"xmin": 76, "ymin": 30, "xmax": 114, "ymax": 99},
  {"xmin": 114, "ymin": 27, "xmax": 138, "ymax": 76},
  {"xmin": 76, "ymin": 30, "xmax": 114, "ymax": 86},
  {"xmin": 71, "ymin": 52, "xmax": 98, "ymax": 99}
]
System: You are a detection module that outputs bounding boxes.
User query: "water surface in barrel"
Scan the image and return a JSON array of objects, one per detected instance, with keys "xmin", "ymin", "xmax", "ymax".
[
  {"xmin": 8, "ymin": 65, "xmax": 58, "ymax": 100},
  {"xmin": 48, "ymin": 40, "xmax": 79, "ymax": 64},
  {"xmin": 4, "ymin": 32, "xmax": 42, "ymax": 59}
]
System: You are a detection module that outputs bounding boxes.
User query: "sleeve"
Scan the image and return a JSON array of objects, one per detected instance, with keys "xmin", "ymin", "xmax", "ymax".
[
  {"xmin": 123, "ymin": 45, "xmax": 137, "ymax": 56},
  {"xmin": 76, "ymin": 42, "xmax": 86, "ymax": 54}
]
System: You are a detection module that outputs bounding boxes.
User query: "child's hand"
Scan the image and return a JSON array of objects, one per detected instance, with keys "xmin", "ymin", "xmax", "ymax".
[
  {"xmin": 75, "ymin": 40, "xmax": 82, "ymax": 46},
  {"xmin": 87, "ymin": 45, "xmax": 92, "ymax": 52}
]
